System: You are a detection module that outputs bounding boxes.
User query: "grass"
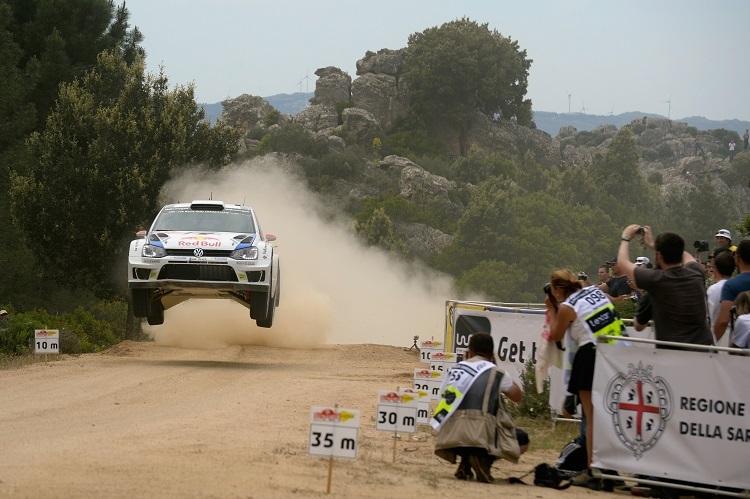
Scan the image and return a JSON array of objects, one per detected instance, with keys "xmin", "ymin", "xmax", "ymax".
[{"xmin": 516, "ymin": 415, "xmax": 581, "ymax": 452}]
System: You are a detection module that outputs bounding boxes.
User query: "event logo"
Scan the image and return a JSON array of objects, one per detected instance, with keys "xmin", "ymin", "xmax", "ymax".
[{"xmin": 603, "ymin": 361, "xmax": 673, "ymax": 459}]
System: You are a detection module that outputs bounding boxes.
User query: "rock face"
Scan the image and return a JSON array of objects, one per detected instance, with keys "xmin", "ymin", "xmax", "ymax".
[
  {"xmin": 293, "ymin": 104, "xmax": 339, "ymax": 134},
  {"xmin": 356, "ymin": 49, "xmax": 405, "ymax": 76},
  {"xmin": 309, "ymin": 67, "xmax": 351, "ymax": 106},
  {"xmin": 221, "ymin": 94, "xmax": 291, "ymax": 130}
]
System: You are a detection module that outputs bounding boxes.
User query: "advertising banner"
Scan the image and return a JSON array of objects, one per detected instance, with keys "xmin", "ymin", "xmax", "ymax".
[{"xmin": 592, "ymin": 344, "xmax": 750, "ymax": 490}]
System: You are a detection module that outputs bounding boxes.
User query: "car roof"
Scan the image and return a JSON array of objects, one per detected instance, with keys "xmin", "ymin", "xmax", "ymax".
[{"xmin": 162, "ymin": 200, "xmax": 253, "ymax": 213}]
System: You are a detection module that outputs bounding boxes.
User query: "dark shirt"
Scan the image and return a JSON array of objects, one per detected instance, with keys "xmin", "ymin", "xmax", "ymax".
[
  {"xmin": 606, "ymin": 275, "xmax": 632, "ymax": 297},
  {"xmin": 634, "ymin": 261, "xmax": 712, "ymax": 346}
]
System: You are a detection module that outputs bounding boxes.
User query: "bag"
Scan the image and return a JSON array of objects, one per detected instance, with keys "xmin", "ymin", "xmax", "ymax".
[
  {"xmin": 533, "ymin": 463, "xmax": 573, "ymax": 489},
  {"xmin": 492, "ymin": 370, "xmax": 521, "ymax": 463}
]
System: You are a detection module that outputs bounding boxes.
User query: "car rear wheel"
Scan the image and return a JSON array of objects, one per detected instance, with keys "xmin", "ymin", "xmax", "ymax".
[
  {"xmin": 147, "ymin": 299, "xmax": 164, "ymax": 325},
  {"xmin": 132, "ymin": 289, "xmax": 149, "ymax": 318}
]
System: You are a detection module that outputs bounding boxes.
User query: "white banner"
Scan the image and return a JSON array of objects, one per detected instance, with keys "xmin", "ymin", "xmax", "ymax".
[
  {"xmin": 592, "ymin": 343, "xmax": 750, "ymax": 490},
  {"xmin": 445, "ymin": 301, "xmax": 653, "ymax": 413}
]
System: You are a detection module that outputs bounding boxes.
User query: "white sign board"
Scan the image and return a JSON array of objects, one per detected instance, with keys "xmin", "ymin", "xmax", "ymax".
[
  {"xmin": 399, "ymin": 388, "xmax": 431, "ymax": 424},
  {"xmin": 418, "ymin": 339, "xmax": 444, "ymax": 364},
  {"xmin": 429, "ymin": 351, "xmax": 458, "ymax": 374},
  {"xmin": 34, "ymin": 329, "xmax": 60, "ymax": 354},
  {"xmin": 376, "ymin": 391, "xmax": 418, "ymax": 434},
  {"xmin": 413, "ymin": 368, "xmax": 444, "ymax": 400},
  {"xmin": 308, "ymin": 407, "xmax": 360, "ymax": 459},
  {"xmin": 592, "ymin": 344, "xmax": 750, "ymax": 490}
]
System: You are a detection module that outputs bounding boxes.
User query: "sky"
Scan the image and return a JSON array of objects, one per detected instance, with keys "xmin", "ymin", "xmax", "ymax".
[{"xmin": 125, "ymin": 0, "xmax": 750, "ymax": 122}]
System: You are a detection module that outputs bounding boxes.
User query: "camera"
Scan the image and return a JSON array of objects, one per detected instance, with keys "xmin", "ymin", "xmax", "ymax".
[
  {"xmin": 577, "ymin": 271, "xmax": 587, "ymax": 281},
  {"xmin": 543, "ymin": 283, "xmax": 552, "ymax": 296},
  {"xmin": 635, "ymin": 227, "xmax": 644, "ymax": 236},
  {"xmin": 693, "ymin": 240, "xmax": 710, "ymax": 252}
]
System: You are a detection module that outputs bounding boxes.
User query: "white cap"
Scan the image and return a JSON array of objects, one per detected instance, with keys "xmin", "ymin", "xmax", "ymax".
[
  {"xmin": 0, "ymin": 310, "xmax": 7, "ymax": 316},
  {"xmin": 715, "ymin": 229, "xmax": 731, "ymax": 240},
  {"xmin": 635, "ymin": 256, "xmax": 650, "ymax": 266}
]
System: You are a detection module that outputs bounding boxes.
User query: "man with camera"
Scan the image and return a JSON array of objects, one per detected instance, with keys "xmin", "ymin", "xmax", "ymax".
[{"xmin": 618, "ymin": 225, "xmax": 712, "ymax": 347}]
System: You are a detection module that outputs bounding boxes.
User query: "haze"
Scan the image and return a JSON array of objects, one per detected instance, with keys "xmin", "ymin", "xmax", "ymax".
[{"xmin": 145, "ymin": 157, "xmax": 455, "ymax": 349}]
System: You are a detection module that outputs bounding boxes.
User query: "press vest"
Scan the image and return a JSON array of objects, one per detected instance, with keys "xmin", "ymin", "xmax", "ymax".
[{"xmin": 563, "ymin": 286, "xmax": 625, "ymax": 343}]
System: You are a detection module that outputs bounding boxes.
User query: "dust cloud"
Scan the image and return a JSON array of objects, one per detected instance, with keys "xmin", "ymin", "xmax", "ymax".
[{"xmin": 144, "ymin": 156, "xmax": 455, "ymax": 349}]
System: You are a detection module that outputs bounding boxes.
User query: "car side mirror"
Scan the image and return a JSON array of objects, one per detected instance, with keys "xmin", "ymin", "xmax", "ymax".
[
  {"xmin": 265, "ymin": 233, "xmax": 276, "ymax": 242},
  {"xmin": 135, "ymin": 230, "xmax": 147, "ymax": 239}
]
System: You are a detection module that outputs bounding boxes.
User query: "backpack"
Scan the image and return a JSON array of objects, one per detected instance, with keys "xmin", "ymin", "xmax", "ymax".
[{"xmin": 533, "ymin": 463, "xmax": 573, "ymax": 489}]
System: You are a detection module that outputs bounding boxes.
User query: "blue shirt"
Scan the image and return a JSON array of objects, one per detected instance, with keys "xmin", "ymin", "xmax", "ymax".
[{"xmin": 719, "ymin": 272, "xmax": 750, "ymax": 302}]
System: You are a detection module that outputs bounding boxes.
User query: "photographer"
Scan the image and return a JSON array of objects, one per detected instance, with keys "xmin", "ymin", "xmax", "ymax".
[
  {"xmin": 598, "ymin": 257, "xmax": 632, "ymax": 301},
  {"xmin": 618, "ymin": 225, "xmax": 712, "ymax": 348}
]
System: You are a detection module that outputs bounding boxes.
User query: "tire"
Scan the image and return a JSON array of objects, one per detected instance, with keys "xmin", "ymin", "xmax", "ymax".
[
  {"xmin": 250, "ymin": 291, "xmax": 269, "ymax": 320},
  {"xmin": 132, "ymin": 289, "xmax": 150, "ymax": 318},
  {"xmin": 256, "ymin": 295, "xmax": 275, "ymax": 328},
  {"xmin": 147, "ymin": 299, "xmax": 164, "ymax": 325}
]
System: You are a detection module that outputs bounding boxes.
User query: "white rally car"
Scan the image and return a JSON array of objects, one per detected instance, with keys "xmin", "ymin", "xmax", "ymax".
[{"xmin": 127, "ymin": 200, "xmax": 280, "ymax": 327}]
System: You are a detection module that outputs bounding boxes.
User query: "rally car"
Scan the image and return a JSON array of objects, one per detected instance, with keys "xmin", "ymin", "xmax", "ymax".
[{"xmin": 127, "ymin": 200, "xmax": 280, "ymax": 327}]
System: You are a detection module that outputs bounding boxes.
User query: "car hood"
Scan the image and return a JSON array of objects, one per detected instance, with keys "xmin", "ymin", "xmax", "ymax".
[{"xmin": 150, "ymin": 231, "xmax": 255, "ymax": 250}]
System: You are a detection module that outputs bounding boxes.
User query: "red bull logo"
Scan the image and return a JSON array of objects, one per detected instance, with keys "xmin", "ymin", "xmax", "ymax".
[
  {"xmin": 178, "ymin": 236, "xmax": 221, "ymax": 247},
  {"xmin": 313, "ymin": 408, "xmax": 340, "ymax": 422},
  {"xmin": 380, "ymin": 392, "xmax": 400, "ymax": 402}
]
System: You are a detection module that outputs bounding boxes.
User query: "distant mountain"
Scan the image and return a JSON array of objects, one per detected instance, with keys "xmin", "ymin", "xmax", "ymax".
[
  {"xmin": 201, "ymin": 93, "xmax": 749, "ymax": 138},
  {"xmin": 533, "ymin": 111, "xmax": 749, "ymax": 138}
]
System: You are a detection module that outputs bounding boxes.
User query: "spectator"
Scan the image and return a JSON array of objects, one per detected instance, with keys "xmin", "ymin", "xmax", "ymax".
[
  {"xmin": 744, "ymin": 129, "xmax": 749, "ymax": 151},
  {"xmin": 707, "ymin": 251, "xmax": 736, "ymax": 346},
  {"xmin": 510, "ymin": 114, "xmax": 518, "ymax": 124},
  {"xmin": 729, "ymin": 140, "xmax": 736, "ymax": 161},
  {"xmin": 619, "ymin": 225, "xmax": 712, "ymax": 348},
  {"xmin": 694, "ymin": 138, "xmax": 704, "ymax": 155},
  {"xmin": 596, "ymin": 264, "xmax": 610, "ymax": 285},
  {"xmin": 492, "ymin": 109, "xmax": 502, "ymax": 122},
  {"xmin": 730, "ymin": 291, "xmax": 750, "ymax": 349},
  {"xmin": 715, "ymin": 229, "xmax": 736, "ymax": 252},
  {"xmin": 713, "ymin": 240, "xmax": 750, "ymax": 343},
  {"xmin": 433, "ymin": 333, "xmax": 526, "ymax": 483},
  {"xmin": 545, "ymin": 269, "xmax": 624, "ymax": 477},
  {"xmin": 599, "ymin": 257, "xmax": 632, "ymax": 300}
]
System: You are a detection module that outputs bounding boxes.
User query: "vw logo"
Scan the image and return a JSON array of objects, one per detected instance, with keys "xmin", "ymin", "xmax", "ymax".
[{"xmin": 193, "ymin": 248, "xmax": 204, "ymax": 257}]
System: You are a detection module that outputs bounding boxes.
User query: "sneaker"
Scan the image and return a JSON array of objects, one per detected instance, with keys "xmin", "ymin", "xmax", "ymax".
[
  {"xmin": 454, "ymin": 461, "xmax": 474, "ymax": 480},
  {"xmin": 571, "ymin": 469, "xmax": 601, "ymax": 490},
  {"xmin": 467, "ymin": 454, "xmax": 494, "ymax": 483}
]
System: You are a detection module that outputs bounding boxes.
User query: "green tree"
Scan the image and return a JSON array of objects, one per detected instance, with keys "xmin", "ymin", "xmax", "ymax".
[
  {"xmin": 455, "ymin": 260, "xmax": 534, "ymax": 302},
  {"xmin": 10, "ymin": 50, "xmax": 240, "ymax": 298},
  {"xmin": 355, "ymin": 207, "xmax": 407, "ymax": 255},
  {"xmin": 403, "ymin": 18, "xmax": 532, "ymax": 155}
]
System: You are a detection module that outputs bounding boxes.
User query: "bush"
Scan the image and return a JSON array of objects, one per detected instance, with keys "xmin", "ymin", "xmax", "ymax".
[
  {"xmin": 648, "ymin": 171, "xmax": 664, "ymax": 185},
  {"xmin": 508, "ymin": 359, "xmax": 552, "ymax": 419},
  {"xmin": 262, "ymin": 109, "xmax": 281, "ymax": 127},
  {"xmin": 258, "ymin": 123, "xmax": 327, "ymax": 158}
]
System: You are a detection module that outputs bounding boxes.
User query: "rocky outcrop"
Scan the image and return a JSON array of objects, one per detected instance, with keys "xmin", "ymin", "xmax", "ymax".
[
  {"xmin": 293, "ymin": 104, "xmax": 339, "ymax": 134},
  {"xmin": 339, "ymin": 107, "xmax": 381, "ymax": 145},
  {"xmin": 356, "ymin": 49, "xmax": 405, "ymax": 76},
  {"xmin": 351, "ymin": 73, "xmax": 409, "ymax": 130},
  {"xmin": 394, "ymin": 222, "xmax": 453, "ymax": 258},
  {"xmin": 221, "ymin": 94, "xmax": 291, "ymax": 130},
  {"xmin": 309, "ymin": 67, "xmax": 351, "ymax": 106}
]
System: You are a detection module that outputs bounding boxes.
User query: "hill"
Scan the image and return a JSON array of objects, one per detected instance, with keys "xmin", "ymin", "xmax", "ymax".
[{"xmin": 202, "ymin": 93, "xmax": 750, "ymax": 138}]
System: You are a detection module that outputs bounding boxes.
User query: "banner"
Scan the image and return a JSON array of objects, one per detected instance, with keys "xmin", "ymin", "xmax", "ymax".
[
  {"xmin": 592, "ymin": 343, "xmax": 750, "ymax": 490},
  {"xmin": 444, "ymin": 301, "xmax": 654, "ymax": 413}
]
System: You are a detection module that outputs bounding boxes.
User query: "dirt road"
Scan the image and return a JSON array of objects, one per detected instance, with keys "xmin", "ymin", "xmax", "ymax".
[{"xmin": 0, "ymin": 341, "xmax": 619, "ymax": 498}]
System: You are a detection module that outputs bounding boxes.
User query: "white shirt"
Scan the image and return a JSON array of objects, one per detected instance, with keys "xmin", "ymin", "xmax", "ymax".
[
  {"xmin": 731, "ymin": 314, "xmax": 750, "ymax": 348},
  {"xmin": 707, "ymin": 280, "xmax": 729, "ymax": 346}
]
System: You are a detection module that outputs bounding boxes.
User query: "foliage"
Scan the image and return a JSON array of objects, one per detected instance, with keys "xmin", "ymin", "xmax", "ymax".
[
  {"xmin": 403, "ymin": 18, "xmax": 532, "ymax": 155},
  {"xmin": 455, "ymin": 260, "xmax": 535, "ymax": 302},
  {"xmin": 354, "ymin": 192, "xmax": 457, "ymax": 235},
  {"xmin": 259, "ymin": 123, "xmax": 327, "ymax": 158},
  {"xmin": 508, "ymin": 359, "xmax": 552, "ymax": 419},
  {"xmin": 381, "ymin": 129, "xmax": 448, "ymax": 160},
  {"xmin": 451, "ymin": 145, "xmax": 516, "ymax": 185},
  {"xmin": 262, "ymin": 109, "xmax": 281, "ymax": 127},
  {"xmin": 0, "ymin": 306, "xmax": 124, "ymax": 356},
  {"xmin": 354, "ymin": 207, "xmax": 408, "ymax": 255},
  {"xmin": 648, "ymin": 171, "xmax": 664, "ymax": 185},
  {"xmin": 10, "ymin": 50, "xmax": 240, "ymax": 298},
  {"xmin": 708, "ymin": 128, "xmax": 741, "ymax": 147},
  {"xmin": 305, "ymin": 148, "xmax": 363, "ymax": 179},
  {"xmin": 720, "ymin": 151, "xmax": 750, "ymax": 186}
]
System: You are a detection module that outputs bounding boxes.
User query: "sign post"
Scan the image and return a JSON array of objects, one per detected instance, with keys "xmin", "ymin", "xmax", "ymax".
[
  {"xmin": 35, "ymin": 329, "xmax": 60, "ymax": 362},
  {"xmin": 376, "ymin": 391, "xmax": 419, "ymax": 463},
  {"xmin": 308, "ymin": 406, "xmax": 360, "ymax": 493}
]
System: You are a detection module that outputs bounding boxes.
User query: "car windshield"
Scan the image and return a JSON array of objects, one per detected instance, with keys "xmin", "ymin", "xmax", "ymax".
[{"xmin": 153, "ymin": 209, "xmax": 256, "ymax": 233}]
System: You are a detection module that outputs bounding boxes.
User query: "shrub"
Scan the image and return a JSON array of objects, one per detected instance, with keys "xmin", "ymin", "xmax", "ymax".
[
  {"xmin": 262, "ymin": 109, "xmax": 281, "ymax": 127},
  {"xmin": 508, "ymin": 359, "xmax": 551, "ymax": 419},
  {"xmin": 648, "ymin": 171, "xmax": 664, "ymax": 185},
  {"xmin": 258, "ymin": 123, "xmax": 327, "ymax": 157}
]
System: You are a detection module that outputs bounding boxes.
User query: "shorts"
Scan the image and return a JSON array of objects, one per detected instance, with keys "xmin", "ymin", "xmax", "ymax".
[{"xmin": 568, "ymin": 342, "xmax": 595, "ymax": 395}]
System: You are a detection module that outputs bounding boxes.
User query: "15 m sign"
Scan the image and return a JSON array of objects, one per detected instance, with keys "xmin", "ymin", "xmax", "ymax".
[
  {"xmin": 34, "ymin": 330, "xmax": 60, "ymax": 354},
  {"xmin": 308, "ymin": 407, "xmax": 360, "ymax": 459}
]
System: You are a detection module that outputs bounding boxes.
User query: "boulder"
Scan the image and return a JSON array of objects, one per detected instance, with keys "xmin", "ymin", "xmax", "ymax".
[
  {"xmin": 351, "ymin": 73, "xmax": 409, "ymax": 130},
  {"xmin": 340, "ymin": 107, "xmax": 381, "ymax": 145},
  {"xmin": 221, "ymin": 94, "xmax": 278, "ymax": 129},
  {"xmin": 309, "ymin": 67, "xmax": 351, "ymax": 107},
  {"xmin": 395, "ymin": 222, "xmax": 453, "ymax": 258},
  {"xmin": 355, "ymin": 48, "xmax": 405, "ymax": 76},
  {"xmin": 294, "ymin": 104, "xmax": 339, "ymax": 133}
]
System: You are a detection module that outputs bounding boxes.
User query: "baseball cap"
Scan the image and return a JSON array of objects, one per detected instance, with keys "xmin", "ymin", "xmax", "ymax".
[
  {"xmin": 715, "ymin": 229, "xmax": 732, "ymax": 240},
  {"xmin": 0, "ymin": 310, "xmax": 7, "ymax": 316},
  {"xmin": 635, "ymin": 256, "xmax": 650, "ymax": 266},
  {"xmin": 605, "ymin": 256, "xmax": 618, "ymax": 264}
]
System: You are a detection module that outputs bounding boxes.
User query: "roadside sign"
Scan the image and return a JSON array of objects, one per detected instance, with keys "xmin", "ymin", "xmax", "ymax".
[
  {"xmin": 418, "ymin": 339, "xmax": 444, "ymax": 363},
  {"xmin": 376, "ymin": 391, "xmax": 418, "ymax": 434},
  {"xmin": 308, "ymin": 407, "xmax": 360, "ymax": 459},
  {"xmin": 413, "ymin": 368, "xmax": 444, "ymax": 400},
  {"xmin": 34, "ymin": 330, "xmax": 60, "ymax": 355},
  {"xmin": 429, "ymin": 351, "xmax": 458, "ymax": 373},
  {"xmin": 399, "ymin": 388, "xmax": 431, "ymax": 424}
]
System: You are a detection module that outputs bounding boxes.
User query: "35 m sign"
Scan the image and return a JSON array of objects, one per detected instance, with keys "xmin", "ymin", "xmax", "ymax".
[{"xmin": 308, "ymin": 407, "xmax": 360, "ymax": 459}]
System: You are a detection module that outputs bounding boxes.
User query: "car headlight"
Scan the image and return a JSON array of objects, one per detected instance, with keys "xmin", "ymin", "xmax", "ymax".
[
  {"xmin": 230, "ymin": 247, "xmax": 258, "ymax": 260},
  {"xmin": 142, "ymin": 244, "xmax": 166, "ymax": 258}
]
